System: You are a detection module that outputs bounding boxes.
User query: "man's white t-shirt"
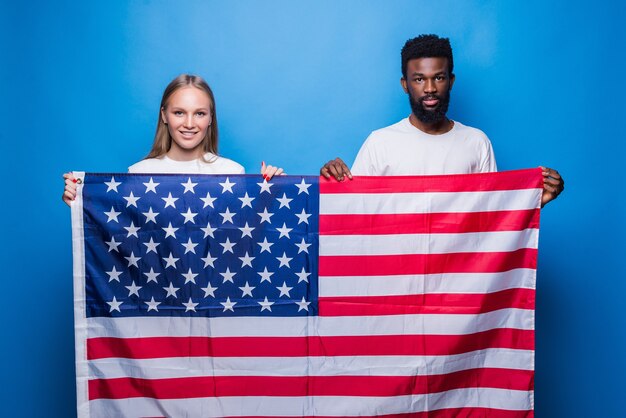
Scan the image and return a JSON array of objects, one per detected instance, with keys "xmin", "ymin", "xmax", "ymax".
[
  {"xmin": 351, "ymin": 118, "xmax": 497, "ymax": 176},
  {"xmin": 128, "ymin": 153, "xmax": 245, "ymax": 174}
]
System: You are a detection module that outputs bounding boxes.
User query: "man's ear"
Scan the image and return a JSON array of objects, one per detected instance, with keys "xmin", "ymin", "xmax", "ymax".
[
  {"xmin": 449, "ymin": 73, "xmax": 456, "ymax": 91},
  {"xmin": 400, "ymin": 77, "xmax": 409, "ymax": 94}
]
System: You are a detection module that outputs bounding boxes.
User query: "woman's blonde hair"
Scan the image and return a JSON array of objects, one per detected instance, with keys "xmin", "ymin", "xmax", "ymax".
[{"xmin": 145, "ymin": 74, "xmax": 219, "ymax": 160}]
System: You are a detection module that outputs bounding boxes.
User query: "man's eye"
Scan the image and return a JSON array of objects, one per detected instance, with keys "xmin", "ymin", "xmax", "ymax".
[
  {"xmin": 415, "ymin": 78, "xmax": 422, "ymax": 82},
  {"xmin": 436, "ymin": 76, "xmax": 444, "ymax": 81}
]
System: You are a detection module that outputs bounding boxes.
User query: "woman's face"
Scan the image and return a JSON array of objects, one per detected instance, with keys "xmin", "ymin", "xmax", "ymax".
[{"xmin": 161, "ymin": 86, "xmax": 212, "ymax": 160}]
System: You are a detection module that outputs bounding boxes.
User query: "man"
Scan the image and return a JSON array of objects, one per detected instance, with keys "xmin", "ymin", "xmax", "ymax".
[{"xmin": 321, "ymin": 34, "xmax": 564, "ymax": 206}]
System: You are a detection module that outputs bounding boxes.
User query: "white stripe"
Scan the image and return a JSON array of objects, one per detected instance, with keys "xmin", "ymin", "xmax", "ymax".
[
  {"xmin": 71, "ymin": 171, "xmax": 90, "ymax": 418},
  {"xmin": 88, "ymin": 388, "xmax": 533, "ymax": 417},
  {"xmin": 88, "ymin": 348, "xmax": 533, "ymax": 380},
  {"xmin": 320, "ymin": 189, "xmax": 542, "ymax": 215},
  {"xmin": 319, "ymin": 268, "xmax": 536, "ymax": 297},
  {"xmin": 86, "ymin": 308, "xmax": 533, "ymax": 338},
  {"xmin": 320, "ymin": 228, "xmax": 538, "ymax": 255}
]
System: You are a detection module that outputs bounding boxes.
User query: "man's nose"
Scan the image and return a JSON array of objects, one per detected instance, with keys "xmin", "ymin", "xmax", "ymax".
[{"xmin": 424, "ymin": 79, "xmax": 437, "ymax": 93}]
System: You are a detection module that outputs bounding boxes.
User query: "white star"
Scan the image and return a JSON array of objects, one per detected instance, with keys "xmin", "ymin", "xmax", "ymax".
[
  {"xmin": 145, "ymin": 297, "xmax": 160, "ymax": 312},
  {"xmin": 182, "ymin": 268, "xmax": 198, "ymax": 284},
  {"xmin": 238, "ymin": 192, "xmax": 255, "ymax": 208},
  {"xmin": 124, "ymin": 221, "xmax": 140, "ymax": 238},
  {"xmin": 220, "ymin": 297, "xmax": 236, "ymax": 312},
  {"xmin": 181, "ymin": 177, "xmax": 198, "ymax": 194},
  {"xmin": 239, "ymin": 252, "xmax": 255, "ymax": 268},
  {"xmin": 144, "ymin": 267, "xmax": 160, "ymax": 283},
  {"xmin": 200, "ymin": 191, "xmax": 217, "ymax": 208},
  {"xmin": 202, "ymin": 282, "xmax": 218, "ymax": 298},
  {"xmin": 105, "ymin": 237, "xmax": 121, "ymax": 252},
  {"xmin": 183, "ymin": 298, "xmax": 199, "ymax": 312},
  {"xmin": 142, "ymin": 207, "xmax": 159, "ymax": 223},
  {"xmin": 276, "ymin": 281, "xmax": 293, "ymax": 298},
  {"xmin": 107, "ymin": 296, "xmax": 122, "ymax": 312},
  {"xmin": 163, "ymin": 252, "xmax": 179, "ymax": 268},
  {"xmin": 258, "ymin": 267, "xmax": 274, "ymax": 283},
  {"xmin": 143, "ymin": 237, "xmax": 160, "ymax": 254},
  {"xmin": 239, "ymin": 281, "xmax": 255, "ymax": 297},
  {"xmin": 220, "ymin": 237, "xmax": 236, "ymax": 253},
  {"xmin": 123, "ymin": 191, "xmax": 140, "ymax": 208},
  {"xmin": 163, "ymin": 282, "xmax": 180, "ymax": 298},
  {"xmin": 295, "ymin": 267, "xmax": 311, "ymax": 283},
  {"xmin": 257, "ymin": 180, "xmax": 273, "ymax": 194},
  {"xmin": 104, "ymin": 207, "xmax": 121, "ymax": 223},
  {"xmin": 295, "ymin": 238, "xmax": 311, "ymax": 254},
  {"xmin": 257, "ymin": 237, "xmax": 274, "ymax": 253},
  {"xmin": 276, "ymin": 223, "xmax": 293, "ymax": 239},
  {"xmin": 220, "ymin": 267, "xmax": 236, "ymax": 283},
  {"xmin": 238, "ymin": 222, "xmax": 255, "ymax": 238},
  {"xmin": 295, "ymin": 178, "xmax": 311, "ymax": 195},
  {"xmin": 106, "ymin": 266, "xmax": 123, "ymax": 282},
  {"xmin": 181, "ymin": 238, "xmax": 198, "ymax": 254},
  {"xmin": 276, "ymin": 252, "xmax": 293, "ymax": 268},
  {"xmin": 219, "ymin": 207, "xmax": 236, "ymax": 224},
  {"xmin": 125, "ymin": 281, "xmax": 142, "ymax": 297},
  {"xmin": 296, "ymin": 297, "xmax": 311, "ymax": 312},
  {"xmin": 201, "ymin": 221, "xmax": 216, "ymax": 239},
  {"xmin": 162, "ymin": 222, "xmax": 179, "ymax": 239},
  {"xmin": 105, "ymin": 176, "xmax": 121, "ymax": 192},
  {"xmin": 201, "ymin": 252, "xmax": 217, "ymax": 268},
  {"xmin": 143, "ymin": 177, "xmax": 159, "ymax": 193},
  {"xmin": 276, "ymin": 193, "xmax": 293, "ymax": 209},
  {"xmin": 295, "ymin": 209, "xmax": 311, "ymax": 225},
  {"xmin": 125, "ymin": 251, "xmax": 141, "ymax": 268},
  {"xmin": 257, "ymin": 208, "xmax": 274, "ymax": 224},
  {"xmin": 180, "ymin": 208, "xmax": 198, "ymax": 224},
  {"xmin": 258, "ymin": 297, "xmax": 274, "ymax": 312},
  {"xmin": 162, "ymin": 192, "xmax": 179, "ymax": 209},
  {"xmin": 219, "ymin": 177, "xmax": 235, "ymax": 193}
]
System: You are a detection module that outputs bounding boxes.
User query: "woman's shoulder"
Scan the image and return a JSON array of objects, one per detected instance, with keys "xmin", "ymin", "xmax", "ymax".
[
  {"xmin": 207, "ymin": 153, "xmax": 245, "ymax": 174},
  {"xmin": 128, "ymin": 157, "xmax": 165, "ymax": 173}
]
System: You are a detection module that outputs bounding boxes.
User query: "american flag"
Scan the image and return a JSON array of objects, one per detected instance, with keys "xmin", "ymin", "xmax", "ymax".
[{"xmin": 71, "ymin": 169, "xmax": 541, "ymax": 417}]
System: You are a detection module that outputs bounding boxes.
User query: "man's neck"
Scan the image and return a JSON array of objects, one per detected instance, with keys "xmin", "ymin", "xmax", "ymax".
[{"xmin": 408, "ymin": 114, "xmax": 454, "ymax": 135}]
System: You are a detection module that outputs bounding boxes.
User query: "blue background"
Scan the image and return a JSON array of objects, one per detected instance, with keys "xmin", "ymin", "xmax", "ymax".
[{"xmin": 1, "ymin": 1, "xmax": 624, "ymax": 416}]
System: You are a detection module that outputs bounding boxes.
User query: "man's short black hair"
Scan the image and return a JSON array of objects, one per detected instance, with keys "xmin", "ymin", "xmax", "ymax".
[{"xmin": 401, "ymin": 34, "xmax": 454, "ymax": 78}]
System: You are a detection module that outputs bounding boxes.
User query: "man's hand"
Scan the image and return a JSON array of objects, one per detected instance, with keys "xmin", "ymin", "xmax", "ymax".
[
  {"xmin": 320, "ymin": 157, "xmax": 353, "ymax": 181},
  {"xmin": 540, "ymin": 166, "xmax": 564, "ymax": 207}
]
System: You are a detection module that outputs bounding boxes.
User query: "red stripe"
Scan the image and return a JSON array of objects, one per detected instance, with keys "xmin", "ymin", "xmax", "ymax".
[
  {"xmin": 87, "ymin": 328, "xmax": 533, "ymax": 360},
  {"xmin": 319, "ymin": 288, "xmax": 535, "ymax": 316},
  {"xmin": 319, "ymin": 168, "xmax": 543, "ymax": 194},
  {"xmin": 222, "ymin": 410, "xmax": 532, "ymax": 418},
  {"xmin": 319, "ymin": 209, "xmax": 540, "ymax": 235},
  {"xmin": 88, "ymin": 368, "xmax": 533, "ymax": 400},
  {"xmin": 319, "ymin": 248, "xmax": 537, "ymax": 276}
]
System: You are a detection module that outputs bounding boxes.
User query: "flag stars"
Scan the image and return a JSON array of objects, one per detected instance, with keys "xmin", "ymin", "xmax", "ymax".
[
  {"xmin": 220, "ymin": 297, "xmax": 236, "ymax": 312},
  {"xmin": 296, "ymin": 297, "xmax": 311, "ymax": 312},
  {"xmin": 257, "ymin": 208, "xmax": 274, "ymax": 224},
  {"xmin": 276, "ymin": 193, "xmax": 293, "ymax": 209},
  {"xmin": 200, "ymin": 191, "xmax": 217, "ymax": 208},
  {"xmin": 125, "ymin": 281, "xmax": 142, "ymax": 297},
  {"xmin": 220, "ymin": 267, "xmax": 236, "ymax": 283},
  {"xmin": 238, "ymin": 222, "xmax": 255, "ymax": 238},
  {"xmin": 276, "ymin": 282, "xmax": 293, "ymax": 298},
  {"xmin": 258, "ymin": 297, "xmax": 274, "ymax": 312},
  {"xmin": 105, "ymin": 176, "xmax": 121, "ymax": 192},
  {"xmin": 220, "ymin": 237, "xmax": 236, "ymax": 254},
  {"xmin": 123, "ymin": 191, "xmax": 140, "ymax": 208},
  {"xmin": 238, "ymin": 192, "xmax": 255, "ymax": 208},
  {"xmin": 106, "ymin": 266, "xmax": 123, "ymax": 282},
  {"xmin": 142, "ymin": 207, "xmax": 159, "ymax": 223},
  {"xmin": 163, "ymin": 282, "xmax": 180, "ymax": 298},
  {"xmin": 125, "ymin": 252, "xmax": 141, "ymax": 268},
  {"xmin": 276, "ymin": 252, "xmax": 293, "ymax": 268},
  {"xmin": 201, "ymin": 252, "xmax": 217, "ymax": 268},
  {"xmin": 162, "ymin": 222, "xmax": 179, "ymax": 239},
  {"xmin": 295, "ymin": 238, "xmax": 311, "ymax": 254},
  {"xmin": 105, "ymin": 237, "xmax": 121, "ymax": 252},
  {"xmin": 163, "ymin": 252, "xmax": 179, "ymax": 268},
  {"xmin": 181, "ymin": 238, "xmax": 198, "ymax": 254},
  {"xmin": 124, "ymin": 221, "xmax": 140, "ymax": 238},
  {"xmin": 219, "ymin": 207, "xmax": 236, "ymax": 224},
  {"xmin": 257, "ymin": 237, "xmax": 274, "ymax": 253},
  {"xmin": 201, "ymin": 221, "xmax": 217, "ymax": 239},
  {"xmin": 202, "ymin": 282, "xmax": 218, "ymax": 298},
  {"xmin": 295, "ymin": 178, "xmax": 311, "ymax": 195},
  {"xmin": 181, "ymin": 177, "xmax": 198, "ymax": 194},
  {"xmin": 182, "ymin": 268, "xmax": 198, "ymax": 284},
  {"xmin": 107, "ymin": 296, "xmax": 122, "ymax": 313},
  {"xmin": 219, "ymin": 177, "xmax": 235, "ymax": 193},
  {"xmin": 295, "ymin": 268, "xmax": 311, "ymax": 283},
  {"xmin": 239, "ymin": 281, "xmax": 255, "ymax": 297},
  {"xmin": 183, "ymin": 298, "xmax": 199, "ymax": 312},
  {"xmin": 239, "ymin": 251, "xmax": 255, "ymax": 268},
  {"xmin": 145, "ymin": 297, "xmax": 161, "ymax": 312},
  {"xmin": 258, "ymin": 267, "xmax": 274, "ymax": 283},
  {"xmin": 181, "ymin": 208, "xmax": 198, "ymax": 224},
  {"xmin": 276, "ymin": 223, "xmax": 293, "ymax": 239},
  {"xmin": 295, "ymin": 209, "xmax": 311, "ymax": 225},
  {"xmin": 144, "ymin": 267, "xmax": 160, "ymax": 283},
  {"xmin": 104, "ymin": 207, "xmax": 121, "ymax": 223},
  {"xmin": 257, "ymin": 180, "xmax": 273, "ymax": 194},
  {"xmin": 143, "ymin": 177, "xmax": 159, "ymax": 193},
  {"xmin": 162, "ymin": 192, "xmax": 179, "ymax": 209},
  {"xmin": 143, "ymin": 237, "xmax": 160, "ymax": 254}
]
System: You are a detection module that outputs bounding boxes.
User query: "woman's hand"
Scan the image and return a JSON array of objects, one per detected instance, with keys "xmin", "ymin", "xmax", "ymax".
[
  {"xmin": 62, "ymin": 172, "xmax": 77, "ymax": 206},
  {"xmin": 261, "ymin": 161, "xmax": 285, "ymax": 180}
]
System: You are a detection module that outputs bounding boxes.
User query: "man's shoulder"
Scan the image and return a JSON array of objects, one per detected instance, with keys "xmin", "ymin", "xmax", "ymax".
[{"xmin": 452, "ymin": 121, "xmax": 490, "ymax": 140}]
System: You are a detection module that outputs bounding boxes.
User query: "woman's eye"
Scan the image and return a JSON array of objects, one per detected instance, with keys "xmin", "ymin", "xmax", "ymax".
[
  {"xmin": 174, "ymin": 111, "xmax": 183, "ymax": 116},
  {"xmin": 196, "ymin": 112, "xmax": 206, "ymax": 117}
]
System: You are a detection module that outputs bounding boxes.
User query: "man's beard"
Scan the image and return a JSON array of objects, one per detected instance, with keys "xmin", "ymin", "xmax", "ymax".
[{"xmin": 409, "ymin": 90, "xmax": 451, "ymax": 124}]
